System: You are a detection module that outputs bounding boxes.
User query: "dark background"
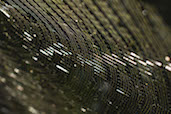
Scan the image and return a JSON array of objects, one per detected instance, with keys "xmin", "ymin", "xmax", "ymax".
[{"xmin": 143, "ymin": 0, "xmax": 171, "ymax": 26}]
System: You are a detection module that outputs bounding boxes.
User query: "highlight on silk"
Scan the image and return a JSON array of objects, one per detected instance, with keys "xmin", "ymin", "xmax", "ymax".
[{"xmin": 0, "ymin": 0, "xmax": 170, "ymax": 114}]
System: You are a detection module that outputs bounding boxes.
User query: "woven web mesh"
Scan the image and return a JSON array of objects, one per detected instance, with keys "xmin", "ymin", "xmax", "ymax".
[{"xmin": 0, "ymin": 0, "xmax": 170, "ymax": 113}]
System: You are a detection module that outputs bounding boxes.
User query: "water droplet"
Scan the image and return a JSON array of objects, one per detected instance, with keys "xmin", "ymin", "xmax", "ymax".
[
  {"xmin": 9, "ymin": 73, "xmax": 16, "ymax": 79},
  {"xmin": 81, "ymin": 107, "xmax": 86, "ymax": 112},
  {"xmin": 165, "ymin": 56, "xmax": 170, "ymax": 61},
  {"xmin": 32, "ymin": 56, "xmax": 38, "ymax": 61},
  {"xmin": 25, "ymin": 60, "xmax": 30, "ymax": 64},
  {"xmin": 142, "ymin": 9, "xmax": 147, "ymax": 16},
  {"xmin": 30, "ymin": 70, "xmax": 34, "ymax": 73},
  {"xmin": 14, "ymin": 68, "xmax": 20, "ymax": 73},
  {"xmin": 109, "ymin": 101, "xmax": 112, "ymax": 105},
  {"xmin": 33, "ymin": 34, "xmax": 37, "ymax": 37},
  {"xmin": 28, "ymin": 106, "xmax": 38, "ymax": 114},
  {"xmin": 0, "ymin": 76, "xmax": 6, "ymax": 83},
  {"xmin": 17, "ymin": 85, "xmax": 24, "ymax": 91}
]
